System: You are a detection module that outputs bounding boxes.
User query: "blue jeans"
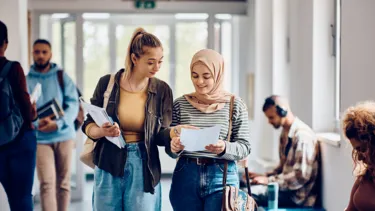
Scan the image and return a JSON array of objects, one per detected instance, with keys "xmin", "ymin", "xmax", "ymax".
[
  {"xmin": 93, "ymin": 142, "xmax": 161, "ymax": 211},
  {"xmin": 170, "ymin": 157, "xmax": 239, "ymax": 211},
  {"xmin": 0, "ymin": 130, "xmax": 37, "ymax": 211}
]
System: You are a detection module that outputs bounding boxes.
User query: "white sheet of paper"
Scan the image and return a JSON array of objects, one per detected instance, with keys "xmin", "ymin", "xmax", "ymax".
[
  {"xmin": 180, "ymin": 125, "xmax": 221, "ymax": 152},
  {"xmin": 30, "ymin": 83, "xmax": 42, "ymax": 103},
  {"xmin": 80, "ymin": 99, "xmax": 125, "ymax": 149}
]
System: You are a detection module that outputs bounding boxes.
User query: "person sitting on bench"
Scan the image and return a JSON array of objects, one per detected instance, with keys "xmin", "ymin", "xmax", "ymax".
[{"xmin": 243, "ymin": 95, "xmax": 321, "ymax": 208}]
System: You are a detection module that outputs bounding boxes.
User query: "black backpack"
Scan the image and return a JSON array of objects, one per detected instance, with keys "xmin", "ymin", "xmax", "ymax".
[
  {"xmin": 0, "ymin": 61, "xmax": 24, "ymax": 146},
  {"xmin": 57, "ymin": 70, "xmax": 84, "ymax": 131}
]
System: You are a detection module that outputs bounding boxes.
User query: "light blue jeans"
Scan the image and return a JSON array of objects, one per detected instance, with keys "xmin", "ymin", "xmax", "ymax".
[{"xmin": 93, "ymin": 142, "xmax": 161, "ymax": 211}]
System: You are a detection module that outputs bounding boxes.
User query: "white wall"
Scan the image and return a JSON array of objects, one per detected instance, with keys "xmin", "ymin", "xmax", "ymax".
[
  {"xmin": 322, "ymin": 1, "xmax": 375, "ymax": 210},
  {"xmin": 250, "ymin": 0, "xmax": 336, "ymax": 163},
  {"xmin": 251, "ymin": 0, "xmax": 279, "ymax": 161},
  {"xmin": 320, "ymin": 141, "xmax": 354, "ymax": 211},
  {"xmin": 272, "ymin": 0, "xmax": 289, "ymax": 98},
  {"xmin": 0, "ymin": 0, "xmax": 28, "ymax": 71},
  {"xmin": 247, "ymin": 0, "xmax": 366, "ymax": 210},
  {"xmin": 340, "ymin": 0, "xmax": 375, "ymax": 111}
]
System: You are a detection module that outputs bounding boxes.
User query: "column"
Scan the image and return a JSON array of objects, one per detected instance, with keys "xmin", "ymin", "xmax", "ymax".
[
  {"xmin": 0, "ymin": 0, "xmax": 28, "ymax": 71},
  {"xmin": 272, "ymin": 0, "xmax": 289, "ymax": 97},
  {"xmin": 252, "ymin": 0, "xmax": 278, "ymax": 160}
]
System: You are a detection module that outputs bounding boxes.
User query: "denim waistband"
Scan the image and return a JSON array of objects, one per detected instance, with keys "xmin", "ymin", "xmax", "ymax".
[
  {"xmin": 125, "ymin": 142, "xmax": 146, "ymax": 151},
  {"xmin": 180, "ymin": 156, "xmax": 235, "ymax": 166}
]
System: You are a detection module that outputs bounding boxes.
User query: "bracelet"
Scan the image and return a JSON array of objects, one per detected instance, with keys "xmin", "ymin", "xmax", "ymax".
[
  {"xmin": 86, "ymin": 123, "xmax": 95, "ymax": 139},
  {"xmin": 174, "ymin": 127, "xmax": 180, "ymax": 136}
]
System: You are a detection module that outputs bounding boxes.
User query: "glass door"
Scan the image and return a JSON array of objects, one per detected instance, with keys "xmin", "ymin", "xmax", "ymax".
[{"xmin": 36, "ymin": 13, "xmax": 85, "ymax": 202}]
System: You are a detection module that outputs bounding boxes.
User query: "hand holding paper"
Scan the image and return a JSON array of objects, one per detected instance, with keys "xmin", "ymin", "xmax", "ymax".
[
  {"xmin": 30, "ymin": 83, "xmax": 42, "ymax": 103},
  {"xmin": 80, "ymin": 99, "xmax": 125, "ymax": 149},
  {"xmin": 100, "ymin": 122, "xmax": 121, "ymax": 137},
  {"xmin": 171, "ymin": 137, "xmax": 184, "ymax": 153},
  {"xmin": 180, "ymin": 125, "xmax": 221, "ymax": 152},
  {"xmin": 205, "ymin": 139, "xmax": 226, "ymax": 154}
]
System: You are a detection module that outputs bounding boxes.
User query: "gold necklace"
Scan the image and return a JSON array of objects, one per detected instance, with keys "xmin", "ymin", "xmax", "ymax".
[{"xmin": 127, "ymin": 76, "xmax": 148, "ymax": 92}]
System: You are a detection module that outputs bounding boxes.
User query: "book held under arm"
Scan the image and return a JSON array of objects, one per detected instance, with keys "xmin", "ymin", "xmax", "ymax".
[{"xmin": 37, "ymin": 98, "xmax": 64, "ymax": 120}]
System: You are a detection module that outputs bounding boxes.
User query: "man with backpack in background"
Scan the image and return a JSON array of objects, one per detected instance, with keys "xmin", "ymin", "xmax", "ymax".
[
  {"xmin": 0, "ymin": 20, "xmax": 38, "ymax": 211},
  {"xmin": 26, "ymin": 39, "xmax": 79, "ymax": 211}
]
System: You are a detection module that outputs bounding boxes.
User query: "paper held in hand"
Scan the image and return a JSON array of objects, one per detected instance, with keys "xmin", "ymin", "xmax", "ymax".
[
  {"xmin": 80, "ymin": 99, "xmax": 125, "ymax": 149},
  {"xmin": 30, "ymin": 83, "xmax": 42, "ymax": 103},
  {"xmin": 180, "ymin": 125, "xmax": 221, "ymax": 152}
]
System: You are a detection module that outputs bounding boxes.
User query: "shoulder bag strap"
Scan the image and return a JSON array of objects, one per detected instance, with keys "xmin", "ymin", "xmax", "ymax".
[
  {"xmin": 103, "ymin": 74, "xmax": 115, "ymax": 109},
  {"xmin": 222, "ymin": 96, "xmax": 235, "ymax": 189}
]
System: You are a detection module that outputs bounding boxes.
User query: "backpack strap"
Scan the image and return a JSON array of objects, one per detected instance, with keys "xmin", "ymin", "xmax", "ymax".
[
  {"xmin": 57, "ymin": 70, "xmax": 64, "ymax": 93},
  {"xmin": 103, "ymin": 74, "xmax": 115, "ymax": 109},
  {"xmin": 0, "ymin": 62, "xmax": 14, "ymax": 83}
]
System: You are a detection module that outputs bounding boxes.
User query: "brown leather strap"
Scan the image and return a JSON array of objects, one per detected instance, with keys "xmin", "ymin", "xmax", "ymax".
[
  {"xmin": 103, "ymin": 74, "xmax": 115, "ymax": 109},
  {"xmin": 57, "ymin": 70, "xmax": 68, "ymax": 109},
  {"xmin": 222, "ymin": 96, "xmax": 253, "ymax": 200},
  {"xmin": 185, "ymin": 157, "xmax": 226, "ymax": 165},
  {"xmin": 222, "ymin": 96, "xmax": 235, "ymax": 189},
  {"xmin": 245, "ymin": 166, "xmax": 252, "ymax": 196},
  {"xmin": 57, "ymin": 70, "xmax": 64, "ymax": 93}
]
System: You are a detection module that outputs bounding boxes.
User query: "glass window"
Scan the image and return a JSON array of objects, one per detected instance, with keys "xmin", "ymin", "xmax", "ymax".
[
  {"xmin": 38, "ymin": 15, "xmax": 62, "ymax": 68},
  {"xmin": 62, "ymin": 22, "xmax": 76, "ymax": 83},
  {"xmin": 221, "ymin": 21, "xmax": 232, "ymax": 91},
  {"xmin": 39, "ymin": 14, "xmax": 76, "ymax": 82},
  {"xmin": 83, "ymin": 21, "xmax": 110, "ymax": 101},
  {"xmin": 175, "ymin": 22, "xmax": 208, "ymax": 98},
  {"xmin": 51, "ymin": 22, "xmax": 62, "ymax": 66}
]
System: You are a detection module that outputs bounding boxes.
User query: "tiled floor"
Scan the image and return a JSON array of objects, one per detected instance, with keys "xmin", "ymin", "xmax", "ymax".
[{"xmin": 34, "ymin": 177, "xmax": 174, "ymax": 211}]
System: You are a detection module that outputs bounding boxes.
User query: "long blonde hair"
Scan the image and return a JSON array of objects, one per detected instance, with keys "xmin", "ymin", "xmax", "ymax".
[{"xmin": 124, "ymin": 27, "xmax": 162, "ymax": 78}]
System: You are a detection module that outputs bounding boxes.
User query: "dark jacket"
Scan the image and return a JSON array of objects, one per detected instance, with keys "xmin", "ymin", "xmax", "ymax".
[
  {"xmin": 81, "ymin": 69, "xmax": 173, "ymax": 194},
  {"xmin": 0, "ymin": 57, "xmax": 36, "ymax": 150}
]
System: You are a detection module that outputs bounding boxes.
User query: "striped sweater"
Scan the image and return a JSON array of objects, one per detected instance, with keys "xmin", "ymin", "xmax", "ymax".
[{"xmin": 171, "ymin": 96, "xmax": 251, "ymax": 160}]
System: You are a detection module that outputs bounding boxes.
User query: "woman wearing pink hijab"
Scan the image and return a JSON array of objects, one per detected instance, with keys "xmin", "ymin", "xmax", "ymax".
[{"xmin": 167, "ymin": 49, "xmax": 251, "ymax": 210}]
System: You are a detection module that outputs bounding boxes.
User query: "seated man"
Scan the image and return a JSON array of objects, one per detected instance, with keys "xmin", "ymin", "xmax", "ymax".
[{"xmin": 244, "ymin": 95, "xmax": 321, "ymax": 208}]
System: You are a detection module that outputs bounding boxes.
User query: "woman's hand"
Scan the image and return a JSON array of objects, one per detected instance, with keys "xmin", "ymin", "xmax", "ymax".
[
  {"xmin": 205, "ymin": 140, "xmax": 226, "ymax": 155},
  {"xmin": 170, "ymin": 125, "xmax": 199, "ymax": 138},
  {"xmin": 31, "ymin": 102, "xmax": 37, "ymax": 120},
  {"xmin": 100, "ymin": 122, "xmax": 121, "ymax": 137},
  {"xmin": 171, "ymin": 137, "xmax": 185, "ymax": 153}
]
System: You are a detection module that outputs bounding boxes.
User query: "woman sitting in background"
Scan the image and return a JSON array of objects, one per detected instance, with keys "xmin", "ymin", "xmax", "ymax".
[{"xmin": 342, "ymin": 101, "xmax": 375, "ymax": 211}]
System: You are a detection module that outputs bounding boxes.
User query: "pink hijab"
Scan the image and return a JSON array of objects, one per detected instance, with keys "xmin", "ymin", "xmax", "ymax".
[{"xmin": 184, "ymin": 49, "xmax": 232, "ymax": 113}]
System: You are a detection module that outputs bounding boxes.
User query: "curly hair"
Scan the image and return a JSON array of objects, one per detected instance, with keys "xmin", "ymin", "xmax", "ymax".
[{"xmin": 342, "ymin": 101, "xmax": 375, "ymax": 181}]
